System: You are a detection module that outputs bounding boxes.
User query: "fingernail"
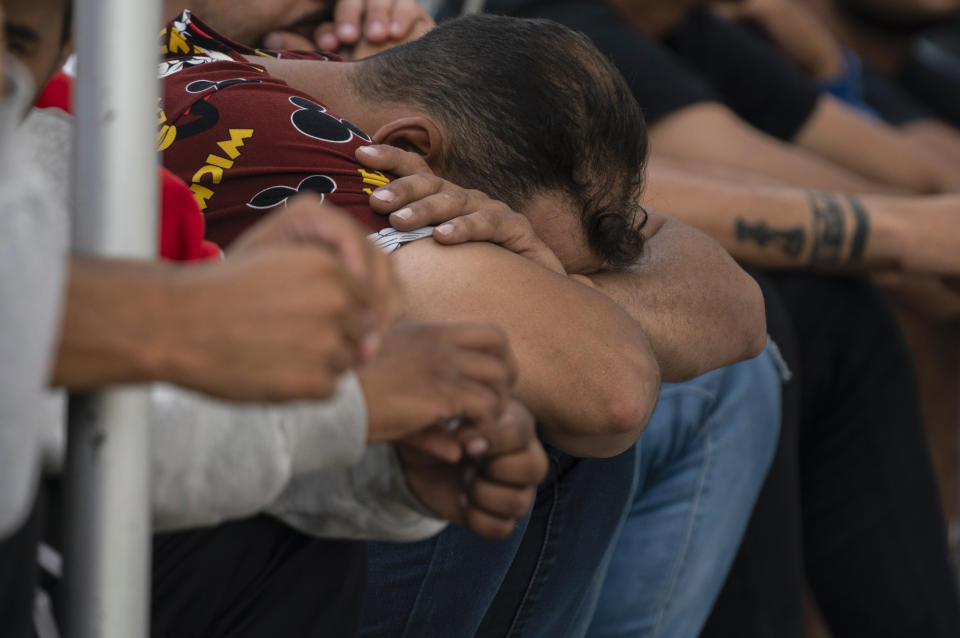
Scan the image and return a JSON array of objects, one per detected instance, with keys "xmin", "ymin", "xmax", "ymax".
[
  {"xmin": 338, "ymin": 23, "xmax": 358, "ymax": 40},
  {"xmin": 463, "ymin": 465, "xmax": 478, "ymax": 485},
  {"xmin": 356, "ymin": 145, "xmax": 380, "ymax": 156},
  {"xmin": 318, "ymin": 34, "xmax": 338, "ymax": 51},
  {"xmin": 390, "ymin": 21, "xmax": 404, "ymax": 36},
  {"xmin": 392, "ymin": 207, "xmax": 413, "ymax": 221},
  {"xmin": 367, "ymin": 20, "xmax": 386, "ymax": 38},
  {"xmin": 372, "ymin": 189, "xmax": 396, "ymax": 203},
  {"xmin": 435, "ymin": 223, "xmax": 455, "ymax": 237},
  {"xmin": 263, "ymin": 33, "xmax": 283, "ymax": 49},
  {"xmin": 466, "ymin": 438, "xmax": 489, "ymax": 458}
]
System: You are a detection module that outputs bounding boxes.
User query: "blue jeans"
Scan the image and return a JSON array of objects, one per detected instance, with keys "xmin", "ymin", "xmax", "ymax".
[
  {"xmin": 360, "ymin": 346, "xmax": 781, "ymax": 638},
  {"xmin": 360, "ymin": 446, "xmax": 639, "ymax": 637},
  {"xmin": 586, "ymin": 346, "xmax": 783, "ymax": 638}
]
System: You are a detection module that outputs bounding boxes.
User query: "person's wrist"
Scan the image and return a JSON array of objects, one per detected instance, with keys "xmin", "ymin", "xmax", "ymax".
[
  {"xmin": 868, "ymin": 206, "xmax": 908, "ymax": 271},
  {"xmin": 142, "ymin": 263, "xmax": 205, "ymax": 386}
]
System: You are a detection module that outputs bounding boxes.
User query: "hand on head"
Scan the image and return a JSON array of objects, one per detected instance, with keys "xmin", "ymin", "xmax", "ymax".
[{"xmin": 356, "ymin": 144, "xmax": 566, "ymax": 274}]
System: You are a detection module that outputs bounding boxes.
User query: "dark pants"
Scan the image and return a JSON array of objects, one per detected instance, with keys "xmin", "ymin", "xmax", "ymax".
[
  {"xmin": 359, "ymin": 446, "xmax": 638, "ymax": 637},
  {"xmin": 0, "ymin": 498, "xmax": 42, "ymax": 638},
  {"xmin": 152, "ymin": 515, "xmax": 365, "ymax": 638},
  {"xmin": 702, "ymin": 273, "xmax": 960, "ymax": 638},
  {"xmin": 41, "ymin": 475, "xmax": 365, "ymax": 638}
]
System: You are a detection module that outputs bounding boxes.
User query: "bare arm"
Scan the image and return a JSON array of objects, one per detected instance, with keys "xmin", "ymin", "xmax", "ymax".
[
  {"xmin": 357, "ymin": 145, "xmax": 763, "ymax": 383},
  {"xmin": 709, "ymin": 0, "xmax": 960, "ymax": 193},
  {"xmin": 900, "ymin": 119, "xmax": 960, "ymax": 167},
  {"xmin": 713, "ymin": 0, "xmax": 845, "ymax": 80},
  {"xmin": 794, "ymin": 95, "xmax": 960, "ymax": 193},
  {"xmin": 588, "ymin": 211, "xmax": 767, "ymax": 382},
  {"xmin": 644, "ymin": 160, "xmax": 960, "ymax": 277},
  {"xmin": 649, "ymin": 102, "xmax": 888, "ymax": 193},
  {"xmin": 390, "ymin": 238, "xmax": 660, "ymax": 458},
  {"xmin": 53, "ymin": 198, "xmax": 394, "ymax": 400},
  {"xmin": 52, "ymin": 247, "xmax": 365, "ymax": 398}
]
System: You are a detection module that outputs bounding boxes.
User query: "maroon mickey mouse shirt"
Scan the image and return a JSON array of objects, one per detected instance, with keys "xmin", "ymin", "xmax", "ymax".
[{"xmin": 158, "ymin": 11, "xmax": 430, "ymax": 250}]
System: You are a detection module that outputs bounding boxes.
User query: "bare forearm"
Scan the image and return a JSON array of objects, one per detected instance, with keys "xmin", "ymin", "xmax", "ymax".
[
  {"xmin": 392, "ymin": 239, "xmax": 660, "ymax": 458},
  {"xmin": 643, "ymin": 163, "xmax": 942, "ymax": 274},
  {"xmin": 649, "ymin": 103, "xmax": 887, "ymax": 193},
  {"xmin": 901, "ymin": 120, "xmax": 960, "ymax": 167},
  {"xmin": 52, "ymin": 256, "xmax": 176, "ymax": 388},
  {"xmin": 589, "ymin": 213, "xmax": 767, "ymax": 382},
  {"xmin": 795, "ymin": 96, "xmax": 960, "ymax": 194}
]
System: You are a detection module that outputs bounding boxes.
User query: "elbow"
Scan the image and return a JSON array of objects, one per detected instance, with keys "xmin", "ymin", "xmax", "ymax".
[
  {"xmin": 540, "ymin": 329, "xmax": 661, "ymax": 459},
  {"xmin": 718, "ymin": 265, "xmax": 767, "ymax": 367},
  {"xmin": 604, "ymin": 376, "xmax": 660, "ymax": 445},
  {"xmin": 740, "ymin": 276, "xmax": 768, "ymax": 361},
  {"xmin": 582, "ymin": 350, "xmax": 661, "ymax": 458}
]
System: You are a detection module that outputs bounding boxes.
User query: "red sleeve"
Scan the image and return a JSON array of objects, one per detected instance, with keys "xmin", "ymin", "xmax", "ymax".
[
  {"xmin": 159, "ymin": 61, "xmax": 392, "ymax": 248},
  {"xmin": 32, "ymin": 75, "xmax": 220, "ymax": 262},
  {"xmin": 160, "ymin": 167, "xmax": 222, "ymax": 261},
  {"xmin": 35, "ymin": 72, "xmax": 72, "ymax": 113}
]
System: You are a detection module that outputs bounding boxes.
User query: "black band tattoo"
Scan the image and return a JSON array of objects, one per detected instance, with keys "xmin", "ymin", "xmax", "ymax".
[
  {"xmin": 808, "ymin": 191, "xmax": 845, "ymax": 266},
  {"xmin": 845, "ymin": 194, "xmax": 870, "ymax": 262},
  {"xmin": 735, "ymin": 218, "xmax": 805, "ymax": 259}
]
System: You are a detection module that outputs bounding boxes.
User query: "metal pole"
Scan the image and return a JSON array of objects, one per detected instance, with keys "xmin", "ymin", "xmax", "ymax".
[{"xmin": 63, "ymin": 0, "xmax": 160, "ymax": 635}]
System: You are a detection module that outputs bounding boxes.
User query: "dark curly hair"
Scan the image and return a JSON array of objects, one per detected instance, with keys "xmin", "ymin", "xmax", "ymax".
[{"xmin": 353, "ymin": 14, "xmax": 649, "ymax": 268}]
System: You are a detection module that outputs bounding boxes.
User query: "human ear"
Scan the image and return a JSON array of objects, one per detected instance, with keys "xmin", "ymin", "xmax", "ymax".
[{"xmin": 371, "ymin": 115, "xmax": 446, "ymax": 168}]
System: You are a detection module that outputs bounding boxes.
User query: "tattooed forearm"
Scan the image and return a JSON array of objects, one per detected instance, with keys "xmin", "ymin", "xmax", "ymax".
[
  {"xmin": 845, "ymin": 194, "xmax": 870, "ymax": 263},
  {"xmin": 734, "ymin": 192, "xmax": 872, "ymax": 266},
  {"xmin": 808, "ymin": 192, "xmax": 845, "ymax": 265},
  {"xmin": 735, "ymin": 219, "xmax": 805, "ymax": 258}
]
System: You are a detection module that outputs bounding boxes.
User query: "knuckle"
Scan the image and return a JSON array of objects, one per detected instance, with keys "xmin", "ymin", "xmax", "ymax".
[
  {"xmin": 477, "ymin": 208, "xmax": 499, "ymax": 227},
  {"xmin": 415, "ymin": 171, "xmax": 439, "ymax": 187},
  {"xmin": 509, "ymin": 490, "xmax": 534, "ymax": 517},
  {"xmin": 450, "ymin": 189, "xmax": 469, "ymax": 206},
  {"xmin": 530, "ymin": 450, "xmax": 550, "ymax": 482}
]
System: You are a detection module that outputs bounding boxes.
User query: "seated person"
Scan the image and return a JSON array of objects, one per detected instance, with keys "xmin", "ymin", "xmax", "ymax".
[
  {"xmin": 157, "ymin": 9, "xmax": 776, "ymax": 637},
  {"xmin": 457, "ymin": 2, "xmax": 960, "ymax": 636},
  {"xmin": 1, "ymin": 1, "xmax": 548, "ymax": 635}
]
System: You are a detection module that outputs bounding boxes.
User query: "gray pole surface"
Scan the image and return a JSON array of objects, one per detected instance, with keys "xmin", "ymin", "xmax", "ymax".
[{"xmin": 63, "ymin": 0, "xmax": 160, "ymax": 636}]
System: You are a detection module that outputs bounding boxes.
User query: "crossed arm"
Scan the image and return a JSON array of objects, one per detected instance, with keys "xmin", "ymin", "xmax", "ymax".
[
  {"xmin": 643, "ymin": 158, "xmax": 960, "ymax": 277},
  {"xmin": 588, "ymin": 211, "xmax": 766, "ymax": 381},
  {"xmin": 390, "ymin": 237, "xmax": 661, "ymax": 458},
  {"xmin": 360, "ymin": 146, "xmax": 767, "ymax": 431}
]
